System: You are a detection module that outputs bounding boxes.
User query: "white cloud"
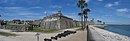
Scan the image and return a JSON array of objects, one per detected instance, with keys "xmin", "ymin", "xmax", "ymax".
[
  {"xmin": 3, "ymin": 7, "xmax": 42, "ymax": 10},
  {"xmin": 105, "ymin": 3, "xmax": 113, "ymax": 7},
  {"xmin": 44, "ymin": 11, "xmax": 47, "ymax": 14},
  {"xmin": 116, "ymin": 8, "xmax": 130, "ymax": 18},
  {"xmin": 97, "ymin": 0, "xmax": 103, "ymax": 1},
  {"xmin": 1, "ymin": 7, "xmax": 44, "ymax": 20},
  {"xmin": 47, "ymin": 11, "xmax": 57, "ymax": 14},
  {"xmin": 64, "ymin": 13, "xmax": 79, "ymax": 20},
  {"xmin": 105, "ymin": 1, "xmax": 119, "ymax": 7},
  {"xmin": 30, "ymin": 7, "xmax": 42, "ymax": 9},
  {"xmin": 51, "ymin": 11, "xmax": 57, "ymax": 14},
  {"xmin": 101, "ymin": 15, "xmax": 113, "ymax": 18},
  {"xmin": 24, "ymin": 0, "xmax": 41, "ymax": 5},
  {"xmin": 50, "ymin": 5, "xmax": 62, "ymax": 8},
  {"xmin": 65, "ymin": 15, "xmax": 79, "ymax": 20},
  {"xmin": 85, "ymin": 0, "xmax": 90, "ymax": 2},
  {"xmin": 114, "ymin": 2, "xmax": 119, "ymax": 5},
  {"xmin": 116, "ymin": 13, "xmax": 130, "ymax": 18},
  {"xmin": 0, "ymin": 0, "xmax": 8, "ymax": 3},
  {"xmin": 116, "ymin": 8, "xmax": 128, "ymax": 12}
]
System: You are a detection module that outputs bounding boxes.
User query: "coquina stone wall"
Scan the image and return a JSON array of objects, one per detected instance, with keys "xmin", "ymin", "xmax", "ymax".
[
  {"xmin": 41, "ymin": 10, "xmax": 81, "ymax": 29},
  {"xmin": 0, "ymin": 25, "xmax": 28, "ymax": 31}
]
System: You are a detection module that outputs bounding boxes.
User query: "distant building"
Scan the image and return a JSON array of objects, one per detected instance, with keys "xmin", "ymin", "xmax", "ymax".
[
  {"xmin": 0, "ymin": 20, "xmax": 4, "ymax": 26},
  {"xmin": 89, "ymin": 18, "xmax": 95, "ymax": 25},
  {"xmin": 13, "ymin": 20, "xmax": 22, "ymax": 24},
  {"xmin": 41, "ymin": 10, "xmax": 80, "ymax": 29}
]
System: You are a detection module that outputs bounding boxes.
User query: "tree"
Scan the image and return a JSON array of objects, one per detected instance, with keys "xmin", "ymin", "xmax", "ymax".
[
  {"xmin": 78, "ymin": 13, "xmax": 83, "ymax": 28},
  {"xmin": 97, "ymin": 20, "xmax": 102, "ymax": 24},
  {"xmin": 83, "ymin": 8, "xmax": 90, "ymax": 28},
  {"xmin": 103, "ymin": 22, "xmax": 105, "ymax": 24},
  {"xmin": 77, "ymin": 0, "xmax": 90, "ymax": 30}
]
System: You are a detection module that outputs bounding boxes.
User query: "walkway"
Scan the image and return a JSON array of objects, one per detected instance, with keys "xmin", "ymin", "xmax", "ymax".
[{"xmin": 53, "ymin": 30, "xmax": 87, "ymax": 41}]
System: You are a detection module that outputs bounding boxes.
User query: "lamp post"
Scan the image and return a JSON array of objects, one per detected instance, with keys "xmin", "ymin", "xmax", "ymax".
[
  {"xmin": 0, "ymin": 15, "xmax": 1, "ymax": 26},
  {"xmin": 35, "ymin": 33, "xmax": 41, "ymax": 41},
  {"xmin": 44, "ymin": 11, "xmax": 47, "ymax": 29}
]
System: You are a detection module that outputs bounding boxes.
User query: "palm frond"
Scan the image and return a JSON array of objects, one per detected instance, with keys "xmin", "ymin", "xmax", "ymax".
[{"xmin": 84, "ymin": 3, "xmax": 88, "ymax": 7}]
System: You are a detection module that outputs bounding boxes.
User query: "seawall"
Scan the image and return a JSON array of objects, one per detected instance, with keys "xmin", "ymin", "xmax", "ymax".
[{"xmin": 88, "ymin": 25, "xmax": 130, "ymax": 41}]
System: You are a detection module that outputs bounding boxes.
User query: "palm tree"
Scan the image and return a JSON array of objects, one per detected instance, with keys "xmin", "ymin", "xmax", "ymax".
[
  {"xmin": 103, "ymin": 22, "xmax": 105, "ymax": 24},
  {"xmin": 97, "ymin": 20, "xmax": 102, "ymax": 24},
  {"xmin": 83, "ymin": 8, "xmax": 90, "ymax": 27},
  {"xmin": 77, "ymin": 0, "xmax": 88, "ymax": 30},
  {"xmin": 78, "ymin": 13, "xmax": 83, "ymax": 29}
]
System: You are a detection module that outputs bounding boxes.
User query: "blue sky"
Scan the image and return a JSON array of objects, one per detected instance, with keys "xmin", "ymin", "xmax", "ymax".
[{"xmin": 0, "ymin": 0, "xmax": 130, "ymax": 24}]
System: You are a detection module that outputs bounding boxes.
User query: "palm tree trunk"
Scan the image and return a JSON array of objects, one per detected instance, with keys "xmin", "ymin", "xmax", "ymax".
[
  {"xmin": 81, "ymin": 9, "xmax": 84, "ymax": 30},
  {"xmin": 84, "ymin": 15, "xmax": 86, "ymax": 30},
  {"xmin": 81, "ymin": 15, "xmax": 83, "ymax": 30}
]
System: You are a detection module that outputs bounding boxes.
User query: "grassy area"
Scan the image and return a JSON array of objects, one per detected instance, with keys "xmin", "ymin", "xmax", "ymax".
[
  {"xmin": 0, "ymin": 32, "xmax": 17, "ymax": 36},
  {"xmin": 27, "ymin": 26, "xmax": 80, "ymax": 33},
  {"xmin": 27, "ymin": 28, "xmax": 58, "ymax": 33},
  {"xmin": 6, "ymin": 24, "xmax": 29, "ymax": 26},
  {"xmin": 71, "ymin": 26, "xmax": 80, "ymax": 28}
]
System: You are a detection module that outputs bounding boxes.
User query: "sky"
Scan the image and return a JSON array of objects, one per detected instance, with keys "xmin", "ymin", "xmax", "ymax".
[{"xmin": 0, "ymin": 0, "xmax": 130, "ymax": 24}]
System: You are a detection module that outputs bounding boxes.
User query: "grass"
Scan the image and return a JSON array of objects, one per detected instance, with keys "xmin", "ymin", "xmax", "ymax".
[
  {"xmin": 27, "ymin": 28, "xmax": 58, "ymax": 33},
  {"xmin": 27, "ymin": 26, "xmax": 80, "ymax": 33},
  {"xmin": 70, "ymin": 26, "xmax": 80, "ymax": 28},
  {"xmin": 6, "ymin": 24, "xmax": 29, "ymax": 26},
  {"xmin": 0, "ymin": 32, "xmax": 17, "ymax": 36}
]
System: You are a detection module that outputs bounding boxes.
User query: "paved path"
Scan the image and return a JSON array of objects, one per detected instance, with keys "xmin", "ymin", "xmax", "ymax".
[{"xmin": 53, "ymin": 30, "xmax": 87, "ymax": 41}]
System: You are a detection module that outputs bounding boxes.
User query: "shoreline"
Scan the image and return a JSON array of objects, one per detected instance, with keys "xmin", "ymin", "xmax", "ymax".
[{"xmin": 90, "ymin": 25, "xmax": 130, "ymax": 41}]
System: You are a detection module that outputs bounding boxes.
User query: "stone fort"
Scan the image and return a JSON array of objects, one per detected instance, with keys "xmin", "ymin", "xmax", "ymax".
[{"xmin": 41, "ymin": 10, "xmax": 81, "ymax": 29}]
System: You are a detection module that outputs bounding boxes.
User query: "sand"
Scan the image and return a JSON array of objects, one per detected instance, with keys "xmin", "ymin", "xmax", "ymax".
[{"xmin": 0, "ymin": 28, "xmax": 87, "ymax": 41}]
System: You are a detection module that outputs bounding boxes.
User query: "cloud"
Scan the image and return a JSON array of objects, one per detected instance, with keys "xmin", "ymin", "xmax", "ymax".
[
  {"xmin": 116, "ymin": 8, "xmax": 128, "ymax": 12},
  {"xmin": 85, "ymin": 0, "xmax": 90, "ymax": 2},
  {"xmin": 2, "ymin": 7, "xmax": 28, "ymax": 11},
  {"xmin": 0, "ymin": 0, "xmax": 17, "ymax": 5},
  {"xmin": 116, "ymin": 8, "xmax": 130, "ymax": 18},
  {"xmin": 51, "ymin": 11, "xmax": 57, "ymax": 14},
  {"xmin": 105, "ymin": 3, "xmax": 113, "ymax": 7},
  {"xmin": 64, "ymin": 13, "xmax": 79, "ymax": 20},
  {"xmin": 116, "ymin": 13, "xmax": 130, "ymax": 18},
  {"xmin": 114, "ymin": 2, "xmax": 119, "ymax": 5},
  {"xmin": 105, "ymin": 1, "xmax": 119, "ymax": 7},
  {"xmin": 66, "ymin": 3, "xmax": 75, "ymax": 6},
  {"xmin": 1, "ymin": 7, "xmax": 44, "ymax": 20},
  {"xmin": 44, "ymin": 11, "xmax": 47, "ymax": 14},
  {"xmin": 101, "ymin": 15, "xmax": 113, "ymax": 18},
  {"xmin": 46, "ymin": 10, "xmax": 57, "ymax": 14},
  {"xmin": 24, "ymin": 0, "xmax": 41, "ymax": 5},
  {"xmin": 30, "ymin": 7, "xmax": 42, "ymax": 9},
  {"xmin": 50, "ymin": 5, "xmax": 62, "ymax": 9},
  {"xmin": 97, "ymin": 0, "xmax": 103, "ymax": 1},
  {"xmin": 0, "ymin": 0, "xmax": 8, "ymax": 3},
  {"xmin": 65, "ymin": 15, "xmax": 79, "ymax": 20}
]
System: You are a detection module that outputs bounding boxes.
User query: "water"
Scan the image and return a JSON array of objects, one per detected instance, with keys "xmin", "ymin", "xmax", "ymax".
[{"xmin": 104, "ymin": 25, "xmax": 130, "ymax": 37}]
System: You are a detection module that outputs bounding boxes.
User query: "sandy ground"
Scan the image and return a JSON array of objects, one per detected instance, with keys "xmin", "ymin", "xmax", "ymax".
[{"xmin": 0, "ymin": 28, "xmax": 87, "ymax": 41}]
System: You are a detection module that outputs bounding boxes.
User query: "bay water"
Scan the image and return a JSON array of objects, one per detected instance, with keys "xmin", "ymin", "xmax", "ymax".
[{"xmin": 104, "ymin": 25, "xmax": 130, "ymax": 37}]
